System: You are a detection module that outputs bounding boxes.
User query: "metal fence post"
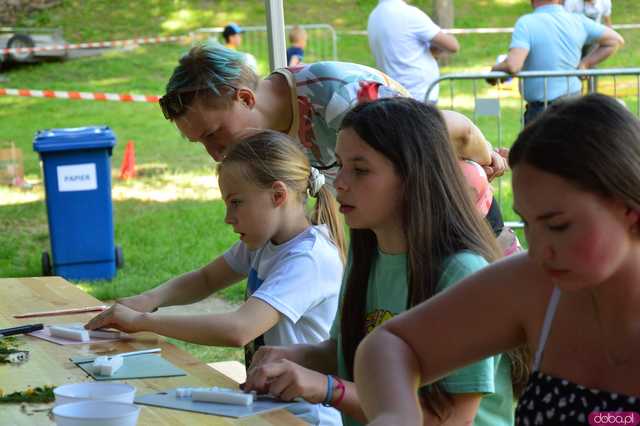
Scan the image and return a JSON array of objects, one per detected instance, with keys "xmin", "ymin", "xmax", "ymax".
[{"xmin": 265, "ymin": 0, "xmax": 287, "ymax": 71}]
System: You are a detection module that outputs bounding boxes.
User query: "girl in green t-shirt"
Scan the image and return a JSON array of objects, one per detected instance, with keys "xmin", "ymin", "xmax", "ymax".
[{"xmin": 243, "ymin": 97, "xmax": 527, "ymax": 426}]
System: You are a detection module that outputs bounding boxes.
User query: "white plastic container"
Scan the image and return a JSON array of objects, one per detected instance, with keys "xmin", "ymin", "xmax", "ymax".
[
  {"xmin": 54, "ymin": 383, "xmax": 136, "ymax": 406},
  {"xmin": 53, "ymin": 401, "xmax": 140, "ymax": 426}
]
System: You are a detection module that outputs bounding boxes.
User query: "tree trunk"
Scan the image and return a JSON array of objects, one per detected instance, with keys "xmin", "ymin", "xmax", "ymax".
[
  {"xmin": 432, "ymin": 0, "xmax": 454, "ymax": 29},
  {"xmin": 432, "ymin": 0, "xmax": 455, "ymax": 66}
]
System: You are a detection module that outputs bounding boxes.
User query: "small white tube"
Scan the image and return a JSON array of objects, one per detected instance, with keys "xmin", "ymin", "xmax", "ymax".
[
  {"xmin": 49, "ymin": 326, "xmax": 89, "ymax": 342},
  {"xmin": 191, "ymin": 388, "xmax": 254, "ymax": 406}
]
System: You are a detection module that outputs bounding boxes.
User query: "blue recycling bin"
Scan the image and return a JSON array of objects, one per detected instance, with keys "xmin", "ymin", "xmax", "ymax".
[{"xmin": 33, "ymin": 126, "xmax": 123, "ymax": 281}]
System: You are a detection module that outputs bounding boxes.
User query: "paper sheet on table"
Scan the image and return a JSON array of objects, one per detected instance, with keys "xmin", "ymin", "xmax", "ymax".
[
  {"xmin": 135, "ymin": 388, "xmax": 298, "ymax": 418},
  {"xmin": 70, "ymin": 353, "xmax": 186, "ymax": 381},
  {"xmin": 28, "ymin": 323, "xmax": 126, "ymax": 345}
]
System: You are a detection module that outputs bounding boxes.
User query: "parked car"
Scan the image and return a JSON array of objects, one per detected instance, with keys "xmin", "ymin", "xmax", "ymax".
[{"xmin": 1, "ymin": 27, "xmax": 68, "ymax": 65}]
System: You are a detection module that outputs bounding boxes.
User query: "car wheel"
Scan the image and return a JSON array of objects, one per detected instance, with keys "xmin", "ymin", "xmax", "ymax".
[{"xmin": 7, "ymin": 34, "xmax": 35, "ymax": 63}]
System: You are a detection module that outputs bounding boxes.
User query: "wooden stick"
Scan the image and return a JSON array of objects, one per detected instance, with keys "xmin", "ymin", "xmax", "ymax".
[{"xmin": 13, "ymin": 305, "xmax": 108, "ymax": 319}]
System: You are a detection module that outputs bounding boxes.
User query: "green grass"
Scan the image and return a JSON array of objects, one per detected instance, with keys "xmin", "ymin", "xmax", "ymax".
[
  {"xmin": 0, "ymin": 189, "xmax": 247, "ymax": 299},
  {"xmin": 2, "ymin": 0, "xmax": 639, "ymax": 364}
]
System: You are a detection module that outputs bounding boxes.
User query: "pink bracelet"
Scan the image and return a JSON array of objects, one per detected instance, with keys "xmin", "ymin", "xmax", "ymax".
[{"xmin": 331, "ymin": 375, "xmax": 346, "ymax": 407}]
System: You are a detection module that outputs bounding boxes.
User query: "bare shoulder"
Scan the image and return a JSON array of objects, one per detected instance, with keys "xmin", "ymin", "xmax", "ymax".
[
  {"xmin": 440, "ymin": 110, "xmax": 469, "ymax": 128},
  {"xmin": 480, "ymin": 253, "xmax": 556, "ymax": 343},
  {"xmin": 432, "ymin": 253, "xmax": 554, "ymax": 326},
  {"xmin": 479, "ymin": 253, "xmax": 554, "ymax": 298}
]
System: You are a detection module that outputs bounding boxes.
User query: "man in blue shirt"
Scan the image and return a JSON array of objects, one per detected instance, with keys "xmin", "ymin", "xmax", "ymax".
[{"xmin": 489, "ymin": 0, "xmax": 623, "ymax": 124}]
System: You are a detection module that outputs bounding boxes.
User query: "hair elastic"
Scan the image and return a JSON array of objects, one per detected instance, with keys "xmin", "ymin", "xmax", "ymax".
[
  {"xmin": 308, "ymin": 167, "xmax": 326, "ymax": 196},
  {"xmin": 332, "ymin": 375, "xmax": 346, "ymax": 407}
]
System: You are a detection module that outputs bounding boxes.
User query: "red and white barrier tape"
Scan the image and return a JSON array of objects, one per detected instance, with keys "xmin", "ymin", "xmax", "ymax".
[
  {"xmin": 0, "ymin": 87, "xmax": 159, "ymax": 103},
  {"xmin": 1, "ymin": 35, "xmax": 189, "ymax": 55}
]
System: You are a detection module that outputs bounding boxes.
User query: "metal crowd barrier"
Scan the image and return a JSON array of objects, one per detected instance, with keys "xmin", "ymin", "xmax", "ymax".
[
  {"xmin": 190, "ymin": 24, "xmax": 337, "ymax": 74},
  {"xmin": 340, "ymin": 23, "xmax": 640, "ymax": 36},
  {"xmin": 424, "ymin": 68, "xmax": 640, "ymax": 228}
]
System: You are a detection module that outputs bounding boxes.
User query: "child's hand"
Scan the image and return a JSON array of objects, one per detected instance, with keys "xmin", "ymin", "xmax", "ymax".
[
  {"xmin": 484, "ymin": 148, "xmax": 510, "ymax": 181},
  {"xmin": 244, "ymin": 359, "xmax": 328, "ymax": 404},
  {"xmin": 116, "ymin": 293, "xmax": 157, "ymax": 313},
  {"xmin": 84, "ymin": 303, "xmax": 145, "ymax": 333},
  {"xmin": 248, "ymin": 345, "xmax": 302, "ymax": 370}
]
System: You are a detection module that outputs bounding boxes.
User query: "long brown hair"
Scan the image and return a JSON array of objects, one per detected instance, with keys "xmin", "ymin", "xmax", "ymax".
[
  {"xmin": 218, "ymin": 130, "xmax": 347, "ymax": 262},
  {"xmin": 506, "ymin": 94, "xmax": 640, "ymax": 398},
  {"xmin": 339, "ymin": 98, "xmax": 501, "ymax": 420}
]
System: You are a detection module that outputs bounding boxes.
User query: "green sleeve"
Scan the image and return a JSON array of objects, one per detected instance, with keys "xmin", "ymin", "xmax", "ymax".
[
  {"xmin": 435, "ymin": 251, "xmax": 488, "ymax": 294},
  {"xmin": 435, "ymin": 252, "xmax": 496, "ymax": 394}
]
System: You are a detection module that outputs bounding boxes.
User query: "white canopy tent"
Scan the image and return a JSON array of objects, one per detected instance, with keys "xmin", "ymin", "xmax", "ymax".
[{"xmin": 264, "ymin": 0, "xmax": 287, "ymax": 70}]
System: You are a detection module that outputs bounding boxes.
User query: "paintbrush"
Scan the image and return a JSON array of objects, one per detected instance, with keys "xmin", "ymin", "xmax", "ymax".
[{"xmin": 13, "ymin": 305, "xmax": 108, "ymax": 319}]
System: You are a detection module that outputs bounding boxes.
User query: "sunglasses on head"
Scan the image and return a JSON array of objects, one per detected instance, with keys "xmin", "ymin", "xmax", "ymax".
[{"xmin": 159, "ymin": 84, "xmax": 238, "ymax": 120}]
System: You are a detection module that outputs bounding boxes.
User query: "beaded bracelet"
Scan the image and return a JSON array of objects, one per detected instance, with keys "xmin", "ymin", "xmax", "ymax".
[{"xmin": 322, "ymin": 374, "xmax": 334, "ymax": 406}]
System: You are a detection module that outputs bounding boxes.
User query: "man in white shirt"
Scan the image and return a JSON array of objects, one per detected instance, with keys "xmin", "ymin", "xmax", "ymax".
[
  {"xmin": 564, "ymin": 0, "xmax": 612, "ymax": 26},
  {"xmin": 367, "ymin": 0, "xmax": 459, "ymax": 103},
  {"xmin": 564, "ymin": 0, "xmax": 613, "ymax": 60}
]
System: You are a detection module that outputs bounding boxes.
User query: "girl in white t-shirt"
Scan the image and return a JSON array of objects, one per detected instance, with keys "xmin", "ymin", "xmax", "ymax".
[
  {"xmin": 85, "ymin": 132, "xmax": 346, "ymax": 421},
  {"xmin": 87, "ymin": 129, "xmax": 345, "ymax": 345}
]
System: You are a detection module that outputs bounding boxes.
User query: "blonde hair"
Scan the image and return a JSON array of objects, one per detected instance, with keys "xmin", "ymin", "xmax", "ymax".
[
  {"xmin": 218, "ymin": 130, "xmax": 346, "ymax": 263},
  {"xmin": 289, "ymin": 26, "xmax": 307, "ymax": 44}
]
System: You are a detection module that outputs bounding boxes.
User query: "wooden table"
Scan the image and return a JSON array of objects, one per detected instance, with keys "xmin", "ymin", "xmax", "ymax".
[{"xmin": 0, "ymin": 277, "xmax": 305, "ymax": 425}]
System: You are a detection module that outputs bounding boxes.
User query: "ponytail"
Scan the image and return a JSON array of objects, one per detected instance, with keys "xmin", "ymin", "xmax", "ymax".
[{"xmin": 310, "ymin": 185, "xmax": 347, "ymax": 264}]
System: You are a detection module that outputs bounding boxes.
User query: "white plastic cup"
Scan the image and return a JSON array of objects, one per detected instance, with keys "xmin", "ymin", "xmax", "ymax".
[
  {"xmin": 54, "ymin": 383, "xmax": 136, "ymax": 406},
  {"xmin": 52, "ymin": 400, "xmax": 140, "ymax": 426}
]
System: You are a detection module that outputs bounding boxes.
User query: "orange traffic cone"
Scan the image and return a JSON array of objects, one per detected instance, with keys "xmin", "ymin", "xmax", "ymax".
[{"xmin": 119, "ymin": 140, "xmax": 136, "ymax": 180}]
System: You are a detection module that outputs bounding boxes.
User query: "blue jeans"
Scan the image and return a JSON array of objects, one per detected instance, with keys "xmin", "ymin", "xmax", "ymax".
[
  {"xmin": 524, "ymin": 92, "xmax": 581, "ymax": 126},
  {"xmin": 524, "ymin": 101, "xmax": 548, "ymax": 126}
]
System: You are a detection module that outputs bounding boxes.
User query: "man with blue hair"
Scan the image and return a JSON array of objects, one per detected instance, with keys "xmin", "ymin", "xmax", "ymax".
[
  {"xmin": 489, "ymin": 0, "xmax": 623, "ymax": 124},
  {"xmin": 159, "ymin": 45, "xmax": 509, "ymax": 186}
]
